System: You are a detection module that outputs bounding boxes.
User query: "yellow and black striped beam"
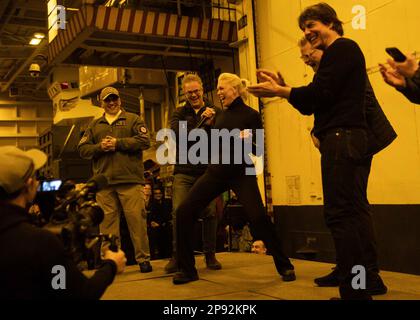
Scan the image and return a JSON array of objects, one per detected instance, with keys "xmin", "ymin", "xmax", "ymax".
[{"xmin": 48, "ymin": 5, "xmax": 238, "ymax": 64}]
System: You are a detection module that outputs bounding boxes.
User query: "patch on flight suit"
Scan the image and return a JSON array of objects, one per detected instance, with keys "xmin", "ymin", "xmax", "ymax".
[
  {"xmin": 115, "ymin": 120, "xmax": 126, "ymax": 126},
  {"xmin": 139, "ymin": 126, "xmax": 147, "ymax": 134}
]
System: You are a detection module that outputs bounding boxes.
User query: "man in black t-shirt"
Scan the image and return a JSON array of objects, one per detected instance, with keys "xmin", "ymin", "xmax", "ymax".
[{"xmin": 249, "ymin": 3, "xmax": 377, "ymax": 300}]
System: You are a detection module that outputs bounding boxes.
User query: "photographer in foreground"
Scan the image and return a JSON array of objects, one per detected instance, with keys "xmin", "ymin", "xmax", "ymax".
[{"xmin": 0, "ymin": 146, "xmax": 126, "ymax": 300}]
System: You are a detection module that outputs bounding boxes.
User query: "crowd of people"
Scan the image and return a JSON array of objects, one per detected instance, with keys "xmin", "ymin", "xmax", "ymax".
[{"xmin": 1, "ymin": 2, "xmax": 419, "ymax": 300}]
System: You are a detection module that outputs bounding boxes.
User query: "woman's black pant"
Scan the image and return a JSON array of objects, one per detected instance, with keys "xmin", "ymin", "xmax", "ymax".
[{"xmin": 176, "ymin": 172, "xmax": 294, "ymax": 276}]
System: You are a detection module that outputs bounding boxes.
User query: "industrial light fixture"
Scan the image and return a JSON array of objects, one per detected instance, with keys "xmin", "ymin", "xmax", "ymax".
[
  {"xmin": 34, "ymin": 33, "xmax": 45, "ymax": 39},
  {"xmin": 29, "ymin": 33, "xmax": 45, "ymax": 45},
  {"xmin": 29, "ymin": 38, "xmax": 42, "ymax": 45}
]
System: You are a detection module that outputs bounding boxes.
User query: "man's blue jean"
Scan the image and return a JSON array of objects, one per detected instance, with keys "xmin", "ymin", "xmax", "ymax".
[{"xmin": 172, "ymin": 173, "xmax": 217, "ymax": 254}]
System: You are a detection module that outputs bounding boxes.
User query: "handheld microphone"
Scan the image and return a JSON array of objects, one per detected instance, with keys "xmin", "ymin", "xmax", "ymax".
[{"xmin": 196, "ymin": 115, "xmax": 210, "ymax": 128}]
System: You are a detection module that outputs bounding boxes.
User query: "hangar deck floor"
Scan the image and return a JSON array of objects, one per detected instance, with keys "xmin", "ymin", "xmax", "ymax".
[{"xmin": 99, "ymin": 252, "xmax": 420, "ymax": 300}]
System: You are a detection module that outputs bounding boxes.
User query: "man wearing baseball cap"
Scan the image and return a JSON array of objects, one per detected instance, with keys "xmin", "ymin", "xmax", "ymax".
[
  {"xmin": 78, "ymin": 86, "xmax": 153, "ymax": 273},
  {"xmin": 0, "ymin": 146, "xmax": 126, "ymax": 299},
  {"xmin": 0, "ymin": 146, "xmax": 47, "ymax": 201}
]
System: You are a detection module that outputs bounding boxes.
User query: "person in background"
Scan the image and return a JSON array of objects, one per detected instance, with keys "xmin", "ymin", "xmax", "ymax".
[
  {"xmin": 251, "ymin": 240, "xmax": 267, "ymax": 255},
  {"xmin": 144, "ymin": 183, "xmax": 153, "ymax": 211},
  {"xmin": 147, "ymin": 187, "xmax": 173, "ymax": 259}
]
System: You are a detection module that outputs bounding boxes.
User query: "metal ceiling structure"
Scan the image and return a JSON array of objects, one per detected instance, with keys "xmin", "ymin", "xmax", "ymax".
[
  {"xmin": 0, "ymin": 0, "xmax": 87, "ymax": 99},
  {"xmin": 0, "ymin": 0, "xmax": 237, "ymax": 100},
  {"xmin": 0, "ymin": 0, "xmax": 48, "ymax": 99}
]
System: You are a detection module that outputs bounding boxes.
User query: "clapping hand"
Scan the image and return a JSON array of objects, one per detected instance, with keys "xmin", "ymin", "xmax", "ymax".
[
  {"xmin": 248, "ymin": 70, "xmax": 290, "ymax": 98},
  {"xmin": 257, "ymin": 69, "xmax": 287, "ymax": 86},
  {"xmin": 388, "ymin": 53, "xmax": 419, "ymax": 78},
  {"xmin": 100, "ymin": 136, "xmax": 117, "ymax": 152},
  {"xmin": 379, "ymin": 63, "xmax": 407, "ymax": 89}
]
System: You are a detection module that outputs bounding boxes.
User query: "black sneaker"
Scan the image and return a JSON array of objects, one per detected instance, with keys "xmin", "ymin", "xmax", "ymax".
[
  {"xmin": 164, "ymin": 258, "xmax": 178, "ymax": 274},
  {"xmin": 314, "ymin": 267, "xmax": 339, "ymax": 287},
  {"xmin": 330, "ymin": 294, "xmax": 372, "ymax": 300},
  {"xmin": 280, "ymin": 269, "xmax": 296, "ymax": 282},
  {"xmin": 367, "ymin": 273, "xmax": 388, "ymax": 295},
  {"xmin": 172, "ymin": 271, "xmax": 199, "ymax": 285},
  {"xmin": 339, "ymin": 284, "xmax": 373, "ymax": 300},
  {"xmin": 139, "ymin": 261, "xmax": 152, "ymax": 273},
  {"xmin": 205, "ymin": 253, "xmax": 222, "ymax": 270}
]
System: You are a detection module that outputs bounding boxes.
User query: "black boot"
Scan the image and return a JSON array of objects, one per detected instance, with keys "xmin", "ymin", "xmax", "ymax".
[
  {"xmin": 339, "ymin": 283, "xmax": 372, "ymax": 300},
  {"xmin": 205, "ymin": 252, "xmax": 222, "ymax": 270},
  {"xmin": 314, "ymin": 267, "xmax": 340, "ymax": 287},
  {"xmin": 280, "ymin": 269, "xmax": 296, "ymax": 282},
  {"xmin": 164, "ymin": 257, "xmax": 178, "ymax": 274},
  {"xmin": 367, "ymin": 272, "xmax": 387, "ymax": 295},
  {"xmin": 139, "ymin": 261, "xmax": 152, "ymax": 273},
  {"xmin": 315, "ymin": 267, "xmax": 387, "ymax": 295},
  {"xmin": 173, "ymin": 270, "xmax": 199, "ymax": 285}
]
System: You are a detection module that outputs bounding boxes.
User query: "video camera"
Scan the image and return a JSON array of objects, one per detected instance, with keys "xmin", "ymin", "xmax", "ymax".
[{"xmin": 44, "ymin": 175, "xmax": 118, "ymax": 265}]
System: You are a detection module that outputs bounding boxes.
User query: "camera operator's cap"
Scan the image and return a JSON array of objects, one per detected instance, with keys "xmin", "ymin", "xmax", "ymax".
[
  {"xmin": 0, "ymin": 146, "xmax": 47, "ymax": 194},
  {"xmin": 100, "ymin": 86, "xmax": 119, "ymax": 101}
]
